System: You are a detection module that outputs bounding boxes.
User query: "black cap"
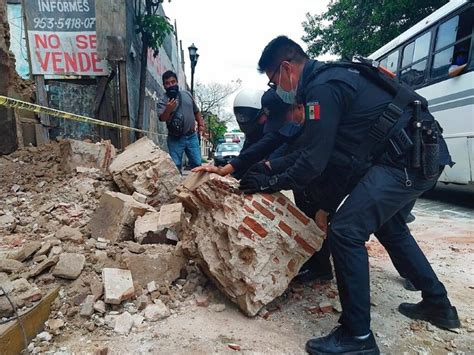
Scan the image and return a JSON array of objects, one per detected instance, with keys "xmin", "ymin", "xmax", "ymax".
[{"xmin": 260, "ymin": 88, "xmax": 290, "ymax": 133}]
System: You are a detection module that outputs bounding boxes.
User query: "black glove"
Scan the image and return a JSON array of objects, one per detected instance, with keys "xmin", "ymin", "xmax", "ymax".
[
  {"xmin": 239, "ymin": 172, "xmax": 279, "ymax": 194},
  {"xmin": 247, "ymin": 161, "xmax": 272, "ymax": 175}
]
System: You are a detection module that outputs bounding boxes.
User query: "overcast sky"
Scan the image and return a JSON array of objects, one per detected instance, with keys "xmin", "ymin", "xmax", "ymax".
[{"xmin": 163, "ymin": 0, "xmax": 332, "ymax": 126}]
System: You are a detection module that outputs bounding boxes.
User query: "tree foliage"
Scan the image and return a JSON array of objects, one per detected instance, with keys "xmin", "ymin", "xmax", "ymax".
[
  {"xmin": 302, "ymin": 0, "xmax": 448, "ymax": 59},
  {"xmin": 194, "ymin": 80, "xmax": 241, "ymax": 146},
  {"xmin": 194, "ymin": 80, "xmax": 242, "ymax": 122}
]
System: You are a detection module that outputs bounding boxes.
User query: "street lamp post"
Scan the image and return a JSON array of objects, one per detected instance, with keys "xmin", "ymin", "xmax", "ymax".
[{"xmin": 188, "ymin": 43, "xmax": 199, "ymax": 96}]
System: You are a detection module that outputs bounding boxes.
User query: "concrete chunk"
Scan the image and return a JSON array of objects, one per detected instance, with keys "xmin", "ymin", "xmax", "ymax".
[
  {"xmin": 176, "ymin": 173, "xmax": 325, "ymax": 316},
  {"xmin": 52, "ymin": 253, "xmax": 85, "ymax": 280},
  {"xmin": 8, "ymin": 241, "xmax": 41, "ymax": 262},
  {"xmin": 144, "ymin": 300, "xmax": 170, "ymax": 321},
  {"xmin": 0, "ymin": 258, "xmax": 24, "ymax": 273},
  {"xmin": 108, "ymin": 137, "xmax": 181, "ymax": 208},
  {"xmin": 80, "ymin": 295, "xmax": 95, "ymax": 317},
  {"xmin": 55, "ymin": 226, "xmax": 83, "ymax": 244},
  {"xmin": 89, "ymin": 191, "xmax": 154, "ymax": 243},
  {"xmin": 114, "ymin": 311, "xmax": 134, "ymax": 335},
  {"xmin": 59, "ymin": 139, "xmax": 116, "ymax": 173},
  {"xmin": 102, "ymin": 268, "xmax": 135, "ymax": 305}
]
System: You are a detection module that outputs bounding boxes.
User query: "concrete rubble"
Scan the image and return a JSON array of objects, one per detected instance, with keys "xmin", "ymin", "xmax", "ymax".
[
  {"xmin": 176, "ymin": 173, "xmax": 326, "ymax": 316},
  {"xmin": 108, "ymin": 137, "xmax": 182, "ymax": 208},
  {"xmin": 59, "ymin": 139, "xmax": 116, "ymax": 173},
  {"xmin": 0, "ymin": 138, "xmax": 352, "ymax": 353},
  {"xmin": 88, "ymin": 191, "xmax": 154, "ymax": 242}
]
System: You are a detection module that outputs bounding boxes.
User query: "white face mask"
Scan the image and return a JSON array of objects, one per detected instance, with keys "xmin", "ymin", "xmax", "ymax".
[{"xmin": 275, "ymin": 65, "xmax": 296, "ymax": 105}]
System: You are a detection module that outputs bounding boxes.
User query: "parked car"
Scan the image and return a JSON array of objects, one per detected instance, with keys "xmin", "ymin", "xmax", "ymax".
[{"xmin": 214, "ymin": 143, "xmax": 242, "ymax": 166}]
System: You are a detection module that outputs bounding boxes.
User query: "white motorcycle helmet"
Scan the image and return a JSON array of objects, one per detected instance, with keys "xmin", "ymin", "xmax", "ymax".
[{"xmin": 233, "ymin": 88, "xmax": 265, "ymax": 135}]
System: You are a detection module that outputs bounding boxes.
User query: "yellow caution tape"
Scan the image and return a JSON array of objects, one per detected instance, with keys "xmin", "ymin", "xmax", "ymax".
[{"xmin": 0, "ymin": 95, "xmax": 159, "ymax": 136}]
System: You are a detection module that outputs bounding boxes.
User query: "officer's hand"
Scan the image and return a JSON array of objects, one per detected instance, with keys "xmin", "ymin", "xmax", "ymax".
[
  {"xmin": 165, "ymin": 98, "xmax": 177, "ymax": 112},
  {"xmin": 315, "ymin": 209, "xmax": 329, "ymax": 233},
  {"xmin": 239, "ymin": 172, "xmax": 273, "ymax": 194},
  {"xmin": 247, "ymin": 161, "xmax": 272, "ymax": 176},
  {"xmin": 192, "ymin": 164, "xmax": 234, "ymax": 176}
]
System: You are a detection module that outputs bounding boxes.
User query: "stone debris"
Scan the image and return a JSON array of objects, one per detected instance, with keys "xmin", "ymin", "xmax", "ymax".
[
  {"xmin": 80, "ymin": 295, "xmax": 96, "ymax": 317},
  {"xmin": 0, "ymin": 258, "xmax": 24, "ymax": 273},
  {"xmin": 52, "ymin": 253, "xmax": 85, "ymax": 280},
  {"xmin": 28, "ymin": 256, "xmax": 59, "ymax": 278},
  {"xmin": 123, "ymin": 248, "xmax": 186, "ymax": 289},
  {"xmin": 59, "ymin": 139, "xmax": 116, "ymax": 173},
  {"xmin": 0, "ymin": 214, "xmax": 16, "ymax": 232},
  {"xmin": 8, "ymin": 241, "xmax": 42, "ymax": 261},
  {"xmin": 176, "ymin": 173, "xmax": 325, "ymax": 316},
  {"xmin": 144, "ymin": 300, "xmax": 170, "ymax": 321},
  {"xmin": 134, "ymin": 203, "xmax": 184, "ymax": 244},
  {"xmin": 55, "ymin": 225, "xmax": 84, "ymax": 244},
  {"xmin": 108, "ymin": 137, "xmax": 182, "ymax": 208},
  {"xmin": 102, "ymin": 268, "xmax": 135, "ymax": 305},
  {"xmin": 89, "ymin": 191, "xmax": 154, "ymax": 243},
  {"xmin": 114, "ymin": 311, "xmax": 134, "ymax": 335}
]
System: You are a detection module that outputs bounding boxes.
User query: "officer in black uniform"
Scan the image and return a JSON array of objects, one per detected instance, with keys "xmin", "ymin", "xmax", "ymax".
[
  {"xmin": 239, "ymin": 36, "xmax": 460, "ymax": 355},
  {"xmin": 195, "ymin": 89, "xmax": 335, "ymax": 284}
]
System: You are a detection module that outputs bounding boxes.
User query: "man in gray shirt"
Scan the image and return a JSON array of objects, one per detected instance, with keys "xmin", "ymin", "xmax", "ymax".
[{"xmin": 157, "ymin": 70, "xmax": 205, "ymax": 173}]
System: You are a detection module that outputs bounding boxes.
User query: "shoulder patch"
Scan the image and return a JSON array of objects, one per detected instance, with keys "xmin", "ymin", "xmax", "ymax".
[{"xmin": 305, "ymin": 102, "xmax": 320, "ymax": 120}]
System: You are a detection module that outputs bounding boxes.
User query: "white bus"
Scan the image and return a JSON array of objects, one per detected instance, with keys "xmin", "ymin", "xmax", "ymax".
[{"xmin": 369, "ymin": 0, "xmax": 473, "ymax": 186}]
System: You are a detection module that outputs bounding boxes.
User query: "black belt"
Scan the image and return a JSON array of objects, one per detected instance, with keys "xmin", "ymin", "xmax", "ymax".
[{"xmin": 185, "ymin": 130, "xmax": 196, "ymax": 136}]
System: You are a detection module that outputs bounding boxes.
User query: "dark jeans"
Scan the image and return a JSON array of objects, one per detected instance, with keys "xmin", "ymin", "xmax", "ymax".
[
  {"xmin": 167, "ymin": 132, "xmax": 202, "ymax": 173},
  {"xmin": 294, "ymin": 190, "xmax": 332, "ymax": 276},
  {"xmin": 329, "ymin": 164, "xmax": 450, "ymax": 335}
]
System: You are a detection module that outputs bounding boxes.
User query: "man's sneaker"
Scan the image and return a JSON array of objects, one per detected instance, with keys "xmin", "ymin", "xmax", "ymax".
[
  {"xmin": 305, "ymin": 326, "xmax": 380, "ymax": 355},
  {"xmin": 398, "ymin": 300, "xmax": 461, "ymax": 329},
  {"xmin": 295, "ymin": 268, "xmax": 333, "ymax": 284}
]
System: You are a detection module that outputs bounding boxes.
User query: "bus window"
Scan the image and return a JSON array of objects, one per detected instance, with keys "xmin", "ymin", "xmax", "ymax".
[
  {"xmin": 386, "ymin": 51, "xmax": 399, "ymax": 73},
  {"xmin": 400, "ymin": 32, "xmax": 431, "ymax": 85},
  {"xmin": 435, "ymin": 16, "xmax": 458, "ymax": 51},
  {"xmin": 431, "ymin": 8, "xmax": 473, "ymax": 79},
  {"xmin": 432, "ymin": 39, "xmax": 470, "ymax": 78},
  {"xmin": 379, "ymin": 57, "xmax": 388, "ymax": 68}
]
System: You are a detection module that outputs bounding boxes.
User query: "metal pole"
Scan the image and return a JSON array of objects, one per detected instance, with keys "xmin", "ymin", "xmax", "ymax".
[{"xmin": 190, "ymin": 64, "xmax": 195, "ymax": 96}]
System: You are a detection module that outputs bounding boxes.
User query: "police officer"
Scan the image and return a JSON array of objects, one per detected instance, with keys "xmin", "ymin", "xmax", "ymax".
[
  {"xmin": 240, "ymin": 36, "xmax": 460, "ymax": 355},
  {"xmin": 195, "ymin": 89, "xmax": 335, "ymax": 283}
]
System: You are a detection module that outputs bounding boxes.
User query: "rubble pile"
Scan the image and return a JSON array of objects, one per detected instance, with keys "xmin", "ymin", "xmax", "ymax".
[
  {"xmin": 0, "ymin": 137, "xmax": 327, "ymax": 353},
  {"xmin": 176, "ymin": 173, "xmax": 326, "ymax": 316},
  {"xmin": 0, "ymin": 139, "xmax": 210, "ymax": 352}
]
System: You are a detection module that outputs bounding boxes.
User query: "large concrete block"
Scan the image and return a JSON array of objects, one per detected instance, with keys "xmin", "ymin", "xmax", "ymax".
[
  {"xmin": 176, "ymin": 173, "xmax": 325, "ymax": 316},
  {"xmin": 59, "ymin": 139, "xmax": 116, "ymax": 173},
  {"xmin": 108, "ymin": 137, "xmax": 181, "ymax": 208},
  {"xmin": 89, "ymin": 191, "xmax": 154, "ymax": 242},
  {"xmin": 102, "ymin": 268, "xmax": 135, "ymax": 305}
]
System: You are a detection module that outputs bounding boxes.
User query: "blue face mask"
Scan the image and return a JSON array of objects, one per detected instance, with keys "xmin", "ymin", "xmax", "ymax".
[
  {"xmin": 279, "ymin": 121, "xmax": 303, "ymax": 137},
  {"xmin": 275, "ymin": 66, "xmax": 296, "ymax": 104}
]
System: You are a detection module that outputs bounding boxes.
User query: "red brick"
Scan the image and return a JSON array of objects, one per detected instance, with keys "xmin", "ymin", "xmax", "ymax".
[
  {"xmin": 287, "ymin": 204, "xmax": 310, "ymax": 225},
  {"xmin": 276, "ymin": 196, "xmax": 287, "ymax": 206},
  {"xmin": 261, "ymin": 193, "xmax": 276, "ymax": 202},
  {"xmin": 252, "ymin": 201, "xmax": 275, "ymax": 220},
  {"xmin": 278, "ymin": 221, "xmax": 293, "ymax": 237},
  {"xmin": 287, "ymin": 258, "xmax": 297, "ymax": 273},
  {"xmin": 275, "ymin": 208, "xmax": 284, "ymax": 215},
  {"xmin": 238, "ymin": 225, "xmax": 255, "ymax": 240},
  {"xmin": 244, "ymin": 205, "xmax": 254, "ymax": 214},
  {"xmin": 319, "ymin": 302, "xmax": 333, "ymax": 313},
  {"xmin": 294, "ymin": 234, "xmax": 316, "ymax": 254},
  {"xmin": 261, "ymin": 198, "xmax": 271, "ymax": 206},
  {"xmin": 245, "ymin": 195, "xmax": 253, "ymax": 200},
  {"xmin": 243, "ymin": 217, "xmax": 268, "ymax": 238}
]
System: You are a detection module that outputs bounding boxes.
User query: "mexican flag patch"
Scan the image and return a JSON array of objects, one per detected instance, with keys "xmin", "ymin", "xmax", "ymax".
[{"xmin": 305, "ymin": 102, "xmax": 320, "ymax": 120}]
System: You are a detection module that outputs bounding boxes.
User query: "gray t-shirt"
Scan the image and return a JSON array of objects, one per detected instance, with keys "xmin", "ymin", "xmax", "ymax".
[{"xmin": 157, "ymin": 90, "xmax": 199, "ymax": 136}]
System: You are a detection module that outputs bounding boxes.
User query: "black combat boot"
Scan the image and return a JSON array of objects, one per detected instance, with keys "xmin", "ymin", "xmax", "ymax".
[
  {"xmin": 305, "ymin": 326, "xmax": 380, "ymax": 355},
  {"xmin": 398, "ymin": 300, "xmax": 461, "ymax": 329}
]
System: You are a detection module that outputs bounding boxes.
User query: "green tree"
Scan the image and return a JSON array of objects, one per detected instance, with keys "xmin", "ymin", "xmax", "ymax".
[
  {"xmin": 135, "ymin": 0, "xmax": 174, "ymax": 138},
  {"xmin": 302, "ymin": 0, "xmax": 448, "ymax": 59},
  {"xmin": 203, "ymin": 113, "xmax": 227, "ymax": 146}
]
